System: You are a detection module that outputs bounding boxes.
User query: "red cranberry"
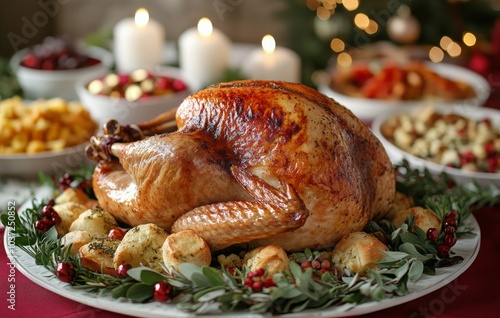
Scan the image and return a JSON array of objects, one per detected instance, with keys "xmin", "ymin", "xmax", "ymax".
[
  {"xmin": 255, "ymin": 268, "xmax": 265, "ymax": 277},
  {"xmin": 108, "ymin": 228, "xmax": 126, "ymax": 241},
  {"xmin": 263, "ymin": 277, "xmax": 275, "ymax": 288},
  {"xmin": 443, "ymin": 218, "xmax": 457, "ymax": 229},
  {"xmin": 320, "ymin": 259, "xmax": 331, "ymax": 271},
  {"xmin": 116, "ymin": 263, "xmax": 132, "ymax": 278},
  {"xmin": 50, "ymin": 211, "xmax": 62, "ymax": 225},
  {"xmin": 153, "ymin": 281, "xmax": 172, "ymax": 302},
  {"xmin": 301, "ymin": 260, "xmax": 311, "ymax": 270},
  {"xmin": 487, "ymin": 157, "xmax": 497, "ymax": 173},
  {"xmin": 484, "ymin": 143, "xmax": 495, "ymax": 156},
  {"xmin": 22, "ymin": 53, "xmax": 40, "ymax": 68},
  {"xmin": 251, "ymin": 281, "xmax": 263, "ymax": 292},
  {"xmin": 444, "ymin": 233, "xmax": 457, "ymax": 247},
  {"xmin": 444, "ymin": 226, "xmax": 456, "ymax": 234},
  {"xmin": 35, "ymin": 218, "xmax": 53, "ymax": 233},
  {"xmin": 42, "ymin": 205, "xmax": 54, "ymax": 218},
  {"xmin": 56, "ymin": 262, "xmax": 76, "ymax": 282},
  {"xmin": 172, "ymin": 79, "xmax": 187, "ymax": 92},
  {"xmin": 426, "ymin": 228, "xmax": 439, "ymax": 241},
  {"xmin": 437, "ymin": 245, "xmax": 451, "ymax": 259},
  {"xmin": 446, "ymin": 211, "xmax": 459, "ymax": 221},
  {"xmin": 311, "ymin": 260, "xmax": 321, "ymax": 269}
]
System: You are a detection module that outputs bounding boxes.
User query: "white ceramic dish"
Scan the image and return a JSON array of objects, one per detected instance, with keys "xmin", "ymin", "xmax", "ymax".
[
  {"xmin": 4, "ymin": 184, "xmax": 481, "ymax": 317},
  {"xmin": 372, "ymin": 106, "xmax": 500, "ymax": 187},
  {"xmin": 4, "ymin": 195, "xmax": 480, "ymax": 318},
  {"xmin": 0, "ymin": 143, "xmax": 92, "ymax": 179},
  {"xmin": 318, "ymin": 62, "xmax": 491, "ymax": 122},
  {"xmin": 10, "ymin": 46, "xmax": 113, "ymax": 101},
  {"xmin": 76, "ymin": 66, "xmax": 191, "ymax": 126}
]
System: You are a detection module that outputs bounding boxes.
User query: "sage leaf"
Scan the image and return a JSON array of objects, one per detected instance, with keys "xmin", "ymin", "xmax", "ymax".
[
  {"xmin": 111, "ymin": 283, "xmax": 133, "ymax": 298},
  {"xmin": 140, "ymin": 268, "xmax": 167, "ymax": 285},
  {"xmin": 202, "ymin": 266, "xmax": 226, "ymax": 286},
  {"xmin": 126, "ymin": 283, "xmax": 154, "ymax": 302},
  {"xmin": 178, "ymin": 263, "xmax": 203, "ymax": 280},
  {"xmin": 126, "ymin": 266, "xmax": 151, "ymax": 282},
  {"xmin": 399, "ymin": 242, "xmax": 424, "ymax": 258},
  {"xmin": 191, "ymin": 272, "xmax": 213, "ymax": 288},
  {"xmin": 194, "ymin": 287, "xmax": 225, "ymax": 302},
  {"xmin": 408, "ymin": 259, "xmax": 424, "ymax": 282}
]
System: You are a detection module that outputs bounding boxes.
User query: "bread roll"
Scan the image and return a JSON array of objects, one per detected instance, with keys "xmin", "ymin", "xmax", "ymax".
[
  {"xmin": 113, "ymin": 223, "xmax": 168, "ymax": 272},
  {"xmin": 331, "ymin": 232, "xmax": 388, "ymax": 275},
  {"xmin": 162, "ymin": 229, "xmax": 211, "ymax": 272},
  {"xmin": 243, "ymin": 244, "xmax": 289, "ymax": 276},
  {"xmin": 53, "ymin": 202, "xmax": 88, "ymax": 236},
  {"xmin": 391, "ymin": 206, "xmax": 440, "ymax": 233},
  {"xmin": 55, "ymin": 188, "xmax": 90, "ymax": 205},
  {"xmin": 383, "ymin": 191, "xmax": 415, "ymax": 221},
  {"xmin": 69, "ymin": 207, "xmax": 118, "ymax": 238},
  {"xmin": 79, "ymin": 238, "xmax": 120, "ymax": 276},
  {"xmin": 62, "ymin": 230, "xmax": 93, "ymax": 256}
]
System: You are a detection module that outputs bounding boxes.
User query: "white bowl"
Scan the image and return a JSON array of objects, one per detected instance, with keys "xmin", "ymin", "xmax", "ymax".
[
  {"xmin": 10, "ymin": 46, "xmax": 113, "ymax": 101},
  {"xmin": 75, "ymin": 66, "xmax": 191, "ymax": 126},
  {"xmin": 0, "ymin": 143, "xmax": 92, "ymax": 180},
  {"xmin": 318, "ymin": 62, "xmax": 491, "ymax": 122},
  {"xmin": 371, "ymin": 106, "xmax": 500, "ymax": 187}
]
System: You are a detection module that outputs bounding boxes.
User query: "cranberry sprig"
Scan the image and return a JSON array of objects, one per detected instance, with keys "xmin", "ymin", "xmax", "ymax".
[
  {"xmin": 244, "ymin": 268, "xmax": 276, "ymax": 292},
  {"xmin": 426, "ymin": 210, "xmax": 459, "ymax": 260},
  {"xmin": 35, "ymin": 200, "xmax": 61, "ymax": 234},
  {"xmin": 301, "ymin": 258, "xmax": 342, "ymax": 280}
]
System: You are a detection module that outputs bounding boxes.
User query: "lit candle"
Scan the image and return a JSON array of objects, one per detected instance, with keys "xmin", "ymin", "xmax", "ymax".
[
  {"xmin": 242, "ymin": 35, "xmax": 301, "ymax": 83},
  {"xmin": 178, "ymin": 18, "xmax": 231, "ymax": 90},
  {"xmin": 113, "ymin": 8, "xmax": 165, "ymax": 72}
]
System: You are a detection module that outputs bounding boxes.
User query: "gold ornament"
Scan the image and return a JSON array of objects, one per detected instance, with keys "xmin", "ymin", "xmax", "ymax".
[{"xmin": 387, "ymin": 5, "xmax": 421, "ymax": 44}]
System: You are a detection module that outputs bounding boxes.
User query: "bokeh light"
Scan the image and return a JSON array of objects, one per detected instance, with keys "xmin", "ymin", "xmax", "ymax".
[
  {"xmin": 337, "ymin": 52, "xmax": 352, "ymax": 67},
  {"xmin": 365, "ymin": 20, "xmax": 379, "ymax": 34},
  {"xmin": 354, "ymin": 13, "xmax": 370, "ymax": 29},
  {"xmin": 463, "ymin": 32, "xmax": 476, "ymax": 47},
  {"xmin": 342, "ymin": 0, "xmax": 359, "ymax": 11},
  {"xmin": 429, "ymin": 46, "xmax": 444, "ymax": 63},
  {"xmin": 330, "ymin": 38, "xmax": 345, "ymax": 52}
]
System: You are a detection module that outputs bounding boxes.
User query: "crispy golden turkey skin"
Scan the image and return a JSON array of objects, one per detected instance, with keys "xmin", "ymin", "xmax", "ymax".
[{"xmin": 93, "ymin": 80, "xmax": 395, "ymax": 251}]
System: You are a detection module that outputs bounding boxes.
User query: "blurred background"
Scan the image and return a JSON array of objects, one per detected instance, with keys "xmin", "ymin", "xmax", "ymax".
[{"xmin": 1, "ymin": 0, "xmax": 499, "ymax": 81}]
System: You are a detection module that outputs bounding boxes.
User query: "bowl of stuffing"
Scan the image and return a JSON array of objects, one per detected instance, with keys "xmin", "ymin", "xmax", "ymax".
[
  {"xmin": 0, "ymin": 96, "xmax": 97, "ymax": 178},
  {"xmin": 318, "ymin": 60, "xmax": 490, "ymax": 122},
  {"xmin": 10, "ymin": 37, "xmax": 113, "ymax": 101},
  {"xmin": 371, "ymin": 104, "xmax": 500, "ymax": 187}
]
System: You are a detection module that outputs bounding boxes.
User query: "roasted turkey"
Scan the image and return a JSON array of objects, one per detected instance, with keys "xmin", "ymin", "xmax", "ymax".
[{"xmin": 87, "ymin": 80, "xmax": 395, "ymax": 251}]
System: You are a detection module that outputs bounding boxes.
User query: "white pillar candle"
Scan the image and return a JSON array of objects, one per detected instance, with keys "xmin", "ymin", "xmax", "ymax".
[
  {"xmin": 114, "ymin": 8, "xmax": 165, "ymax": 72},
  {"xmin": 242, "ymin": 35, "xmax": 301, "ymax": 83},
  {"xmin": 178, "ymin": 18, "xmax": 231, "ymax": 90}
]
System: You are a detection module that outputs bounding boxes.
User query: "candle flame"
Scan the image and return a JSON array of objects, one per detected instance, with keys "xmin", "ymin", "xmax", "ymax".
[
  {"xmin": 262, "ymin": 35, "xmax": 275, "ymax": 54},
  {"xmin": 135, "ymin": 8, "xmax": 149, "ymax": 28},
  {"xmin": 198, "ymin": 18, "xmax": 213, "ymax": 38}
]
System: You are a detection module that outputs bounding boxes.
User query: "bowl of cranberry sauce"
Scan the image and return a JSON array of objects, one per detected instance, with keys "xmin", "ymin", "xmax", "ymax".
[
  {"xmin": 10, "ymin": 37, "xmax": 113, "ymax": 100},
  {"xmin": 76, "ymin": 67, "xmax": 191, "ymax": 126}
]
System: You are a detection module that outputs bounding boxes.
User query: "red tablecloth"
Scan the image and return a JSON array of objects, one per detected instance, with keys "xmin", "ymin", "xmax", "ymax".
[{"xmin": 1, "ymin": 75, "xmax": 500, "ymax": 318}]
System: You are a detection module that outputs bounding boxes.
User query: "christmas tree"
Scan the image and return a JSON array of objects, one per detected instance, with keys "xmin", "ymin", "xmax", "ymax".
[{"xmin": 278, "ymin": 0, "xmax": 499, "ymax": 87}]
